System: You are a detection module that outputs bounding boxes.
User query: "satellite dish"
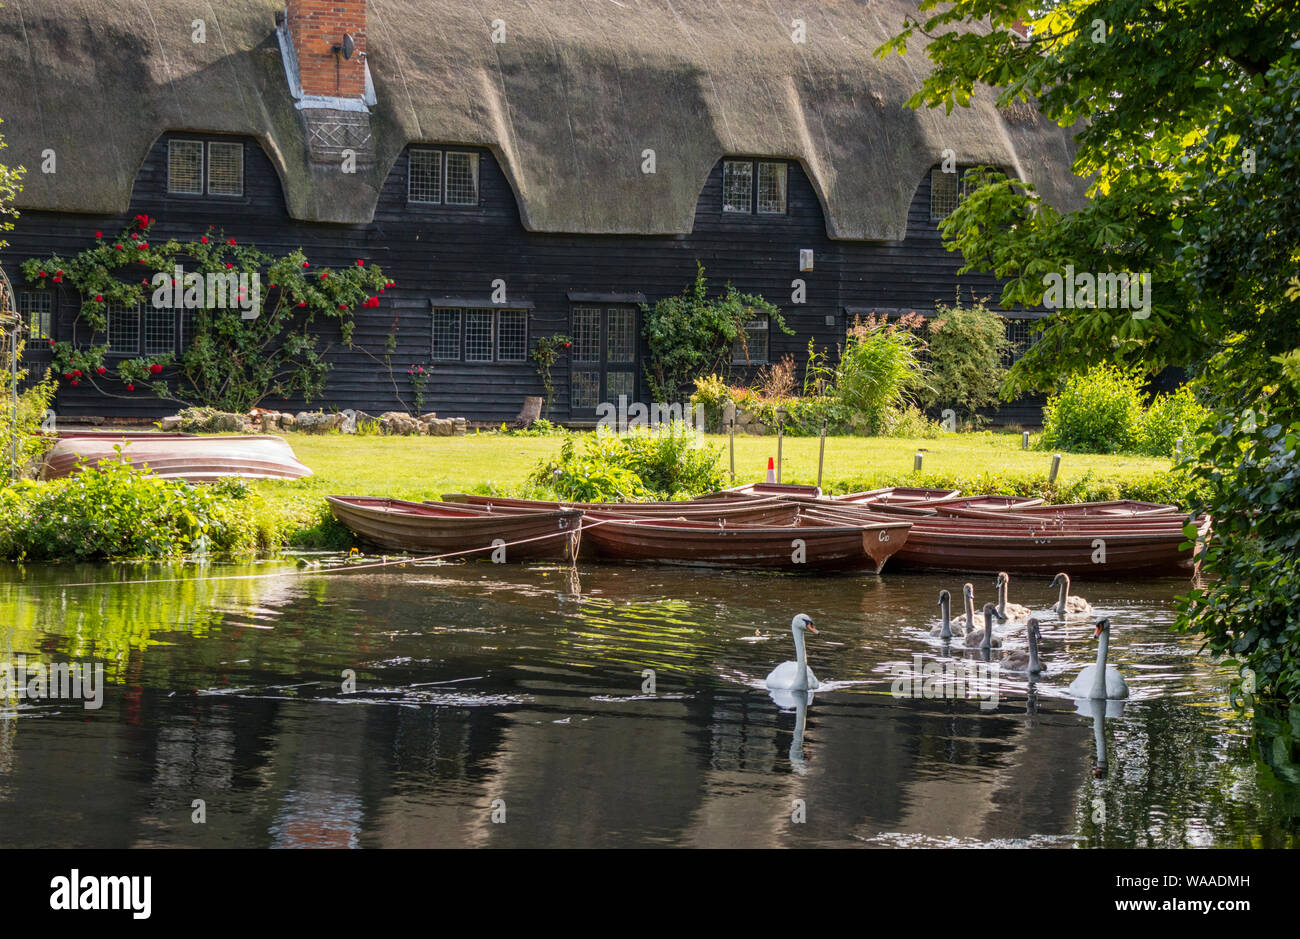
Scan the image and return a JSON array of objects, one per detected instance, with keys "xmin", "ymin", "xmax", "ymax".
[{"xmin": 341, "ymin": 33, "xmax": 355, "ymax": 60}]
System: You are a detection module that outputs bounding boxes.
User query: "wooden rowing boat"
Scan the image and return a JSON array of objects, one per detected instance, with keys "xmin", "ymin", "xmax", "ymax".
[
  {"xmin": 581, "ymin": 509, "xmax": 912, "ymax": 573},
  {"xmin": 40, "ymin": 433, "xmax": 311, "ymax": 482},
  {"xmin": 439, "ymin": 492, "xmax": 799, "ymax": 523},
  {"xmin": 327, "ymin": 496, "xmax": 582, "ymax": 560}
]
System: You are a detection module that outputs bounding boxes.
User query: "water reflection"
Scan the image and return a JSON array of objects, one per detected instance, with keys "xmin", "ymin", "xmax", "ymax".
[{"xmin": 0, "ymin": 560, "xmax": 1295, "ymax": 848}]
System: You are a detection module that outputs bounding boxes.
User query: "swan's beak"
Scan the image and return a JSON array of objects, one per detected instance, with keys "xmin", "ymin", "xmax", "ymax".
[
  {"xmin": 1093, "ymin": 623, "xmax": 1104, "ymax": 638},
  {"xmin": 806, "ymin": 624, "xmax": 819, "ymax": 634}
]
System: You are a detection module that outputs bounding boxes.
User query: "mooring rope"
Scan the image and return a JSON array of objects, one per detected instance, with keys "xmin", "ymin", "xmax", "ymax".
[{"xmin": 18, "ymin": 515, "xmax": 620, "ymax": 592}]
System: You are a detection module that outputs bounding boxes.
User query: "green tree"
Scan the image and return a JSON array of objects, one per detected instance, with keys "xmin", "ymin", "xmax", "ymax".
[{"xmin": 879, "ymin": 2, "xmax": 1300, "ymax": 706}]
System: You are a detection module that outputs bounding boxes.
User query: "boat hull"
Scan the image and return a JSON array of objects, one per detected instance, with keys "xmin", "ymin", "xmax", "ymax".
[
  {"xmin": 41, "ymin": 433, "xmax": 312, "ymax": 482},
  {"xmin": 327, "ymin": 496, "xmax": 582, "ymax": 561}
]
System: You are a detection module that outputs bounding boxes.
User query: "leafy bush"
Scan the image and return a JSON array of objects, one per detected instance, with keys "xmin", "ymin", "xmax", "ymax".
[
  {"xmin": 920, "ymin": 298, "xmax": 1011, "ymax": 424},
  {"xmin": 1039, "ymin": 364, "xmax": 1145, "ymax": 453},
  {"xmin": 1137, "ymin": 385, "xmax": 1209, "ymax": 457},
  {"xmin": 0, "ymin": 456, "xmax": 275, "ymax": 560},
  {"xmin": 1179, "ymin": 391, "xmax": 1300, "ymax": 707},
  {"xmin": 641, "ymin": 263, "xmax": 788, "ymax": 401},
  {"xmin": 0, "ymin": 346, "xmax": 56, "ymax": 478},
  {"xmin": 835, "ymin": 314, "xmax": 929, "ymax": 434},
  {"xmin": 528, "ymin": 426, "xmax": 724, "ymax": 501}
]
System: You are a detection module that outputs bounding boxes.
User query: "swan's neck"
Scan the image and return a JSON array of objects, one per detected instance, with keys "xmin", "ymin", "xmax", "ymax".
[
  {"xmin": 940, "ymin": 598, "xmax": 951, "ymax": 638},
  {"xmin": 965, "ymin": 594, "xmax": 975, "ymax": 631},
  {"xmin": 981, "ymin": 611, "xmax": 993, "ymax": 649},
  {"xmin": 1093, "ymin": 709, "xmax": 1107, "ymax": 772},
  {"xmin": 1092, "ymin": 632, "xmax": 1109, "ymax": 698},
  {"xmin": 997, "ymin": 579, "xmax": 1007, "ymax": 616},
  {"xmin": 1056, "ymin": 577, "xmax": 1068, "ymax": 615},
  {"xmin": 793, "ymin": 627, "xmax": 808, "ymax": 673},
  {"xmin": 1028, "ymin": 627, "xmax": 1040, "ymax": 672}
]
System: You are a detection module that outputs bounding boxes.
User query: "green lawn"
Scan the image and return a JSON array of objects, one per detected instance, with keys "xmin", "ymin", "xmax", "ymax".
[{"xmin": 265, "ymin": 430, "xmax": 1171, "ymax": 503}]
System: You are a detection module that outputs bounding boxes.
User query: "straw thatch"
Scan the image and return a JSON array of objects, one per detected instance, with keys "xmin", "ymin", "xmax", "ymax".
[{"xmin": 0, "ymin": 0, "xmax": 1086, "ymax": 239}]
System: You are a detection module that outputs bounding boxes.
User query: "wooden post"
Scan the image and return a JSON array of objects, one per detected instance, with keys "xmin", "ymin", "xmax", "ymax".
[
  {"xmin": 776, "ymin": 418, "xmax": 784, "ymax": 483},
  {"xmin": 817, "ymin": 421, "xmax": 827, "ymax": 490},
  {"xmin": 914, "ymin": 451, "xmax": 923, "ymax": 473},
  {"xmin": 1022, "ymin": 431, "xmax": 1030, "ymax": 450},
  {"xmin": 725, "ymin": 402, "xmax": 736, "ymax": 482},
  {"xmin": 1049, "ymin": 453, "xmax": 1061, "ymax": 485}
]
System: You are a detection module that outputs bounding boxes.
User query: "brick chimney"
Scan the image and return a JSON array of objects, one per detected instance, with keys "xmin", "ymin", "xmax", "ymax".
[{"xmin": 285, "ymin": 1, "xmax": 367, "ymax": 100}]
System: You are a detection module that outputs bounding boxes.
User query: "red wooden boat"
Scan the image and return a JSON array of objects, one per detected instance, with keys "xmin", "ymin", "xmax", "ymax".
[
  {"xmin": 804, "ymin": 502, "xmax": 1206, "ymax": 575},
  {"xmin": 327, "ymin": 496, "xmax": 582, "ymax": 560},
  {"xmin": 41, "ymin": 433, "xmax": 311, "ymax": 482},
  {"xmin": 439, "ymin": 492, "xmax": 798, "ymax": 523},
  {"xmin": 580, "ymin": 509, "xmax": 912, "ymax": 573}
]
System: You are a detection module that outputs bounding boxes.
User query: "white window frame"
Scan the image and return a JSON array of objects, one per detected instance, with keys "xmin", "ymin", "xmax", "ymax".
[
  {"xmin": 723, "ymin": 160, "xmax": 754, "ymax": 214},
  {"xmin": 444, "ymin": 152, "xmax": 480, "ymax": 206},
  {"xmin": 167, "ymin": 139, "xmax": 205, "ymax": 195},
  {"xmin": 206, "ymin": 141, "xmax": 245, "ymax": 197},
  {"xmin": 408, "ymin": 148, "xmax": 444, "ymax": 204},
  {"xmin": 732, "ymin": 316, "xmax": 770, "ymax": 364},
  {"xmin": 757, "ymin": 162, "xmax": 788, "ymax": 215}
]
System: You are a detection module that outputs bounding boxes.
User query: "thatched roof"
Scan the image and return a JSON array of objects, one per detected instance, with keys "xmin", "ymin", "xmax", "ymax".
[{"xmin": 0, "ymin": 0, "xmax": 1086, "ymax": 239}]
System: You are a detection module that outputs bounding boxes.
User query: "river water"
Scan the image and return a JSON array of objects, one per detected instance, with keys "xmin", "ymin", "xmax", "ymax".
[{"xmin": 1, "ymin": 559, "xmax": 1296, "ymax": 848}]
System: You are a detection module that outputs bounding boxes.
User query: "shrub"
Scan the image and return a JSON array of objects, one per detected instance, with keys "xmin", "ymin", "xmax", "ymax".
[
  {"xmin": 836, "ymin": 314, "xmax": 929, "ymax": 434},
  {"xmin": 1039, "ymin": 364, "xmax": 1145, "ymax": 453},
  {"xmin": 1137, "ymin": 385, "xmax": 1209, "ymax": 457},
  {"xmin": 641, "ymin": 263, "xmax": 788, "ymax": 401},
  {"xmin": 528, "ymin": 426, "xmax": 724, "ymax": 501},
  {"xmin": 0, "ymin": 455, "xmax": 270, "ymax": 560},
  {"xmin": 690, "ymin": 374, "xmax": 735, "ymax": 431},
  {"xmin": 0, "ymin": 352, "xmax": 56, "ymax": 479},
  {"xmin": 920, "ymin": 298, "xmax": 1011, "ymax": 424}
]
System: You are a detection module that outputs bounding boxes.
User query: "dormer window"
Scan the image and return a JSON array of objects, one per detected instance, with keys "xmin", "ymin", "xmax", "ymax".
[
  {"xmin": 409, "ymin": 149, "xmax": 479, "ymax": 206},
  {"xmin": 167, "ymin": 139, "xmax": 244, "ymax": 197},
  {"xmin": 723, "ymin": 160, "xmax": 788, "ymax": 215},
  {"xmin": 930, "ymin": 168, "xmax": 963, "ymax": 221}
]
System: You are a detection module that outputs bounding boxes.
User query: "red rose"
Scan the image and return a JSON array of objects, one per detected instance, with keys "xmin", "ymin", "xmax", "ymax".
[
  {"xmin": 127, "ymin": 384, "xmax": 135, "ymax": 391},
  {"xmin": 138, "ymin": 243, "xmax": 148, "ymax": 250},
  {"xmin": 63, "ymin": 372, "xmax": 71, "ymax": 379},
  {"xmin": 378, "ymin": 287, "xmax": 385, "ymax": 294},
  {"xmin": 338, "ymin": 303, "xmax": 347, "ymax": 310},
  {"xmin": 356, "ymin": 259, "xmax": 364, "ymax": 266},
  {"xmin": 149, "ymin": 363, "xmax": 163, "ymax": 375},
  {"xmin": 228, "ymin": 238, "xmax": 236, "ymax": 246},
  {"xmin": 52, "ymin": 276, "xmax": 62, "ymax": 283},
  {"xmin": 71, "ymin": 380, "xmax": 79, "ymax": 386},
  {"xmin": 563, "ymin": 341, "xmax": 571, "ymax": 348},
  {"xmin": 225, "ymin": 262, "xmax": 233, "ymax": 269},
  {"xmin": 95, "ymin": 231, "xmax": 102, "ymax": 238},
  {"xmin": 268, "ymin": 283, "xmax": 276, "ymax": 289},
  {"xmin": 201, "ymin": 236, "xmax": 209, "ymax": 244},
  {"xmin": 95, "ymin": 366, "xmax": 106, "ymax": 375},
  {"xmin": 302, "ymin": 261, "xmax": 310, "ymax": 268},
  {"xmin": 72, "ymin": 369, "xmax": 82, "ymax": 377},
  {"xmin": 95, "ymin": 294, "xmax": 103, "ymax": 302},
  {"xmin": 319, "ymin": 272, "xmax": 328, "ymax": 279},
  {"xmin": 38, "ymin": 271, "xmax": 47, "ymax": 278},
  {"xmin": 297, "ymin": 301, "xmax": 306, "ymax": 308},
  {"xmin": 114, "ymin": 245, "xmax": 123, "ymax": 251},
  {"xmin": 56, "ymin": 269, "xmax": 63, "ymax": 275}
]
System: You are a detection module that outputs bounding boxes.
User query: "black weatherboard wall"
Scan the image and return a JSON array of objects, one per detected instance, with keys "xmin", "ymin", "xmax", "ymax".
[{"xmin": 9, "ymin": 132, "xmax": 1042, "ymax": 425}]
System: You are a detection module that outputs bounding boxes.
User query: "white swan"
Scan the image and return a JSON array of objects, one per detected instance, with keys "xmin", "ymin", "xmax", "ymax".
[
  {"xmin": 765, "ymin": 614, "xmax": 821, "ymax": 691},
  {"xmin": 930, "ymin": 590, "xmax": 955, "ymax": 639},
  {"xmin": 1001, "ymin": 618, "xmax": 1044, "ymax": 675},
  {"xmin": 994, "ymin": 571, "xmax": 1032, "ymax": 621},
  {"xmin": 964, "ymin": 603, "xmax": 1003, "ymax": 649},
  {"xmin": 1050, "ymin": 572, "xmax": 1092, "ymax": 616},
  {"xmin": 1067, "ymin": 617, "xmax": 1129, "ymax": 700}
]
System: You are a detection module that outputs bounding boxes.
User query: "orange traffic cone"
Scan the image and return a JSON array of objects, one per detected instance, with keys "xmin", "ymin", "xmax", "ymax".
[{"xmin": 765, "ymin": 457, "xmax": 776, "ymax": 483}]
